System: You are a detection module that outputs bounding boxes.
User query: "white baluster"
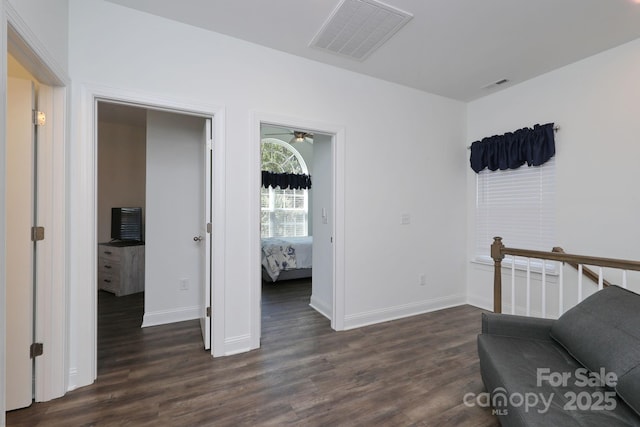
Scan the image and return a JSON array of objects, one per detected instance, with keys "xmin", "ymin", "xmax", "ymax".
[
  {"xmin": 511, "ymin": 257, "xmax": 516, "ymax": 315},
  {"xmin": 558, "ymin": 261, "xmax": 564, "ymax": 316},
  {"xmin": 598, "ymin": 267, "xmax": 603, "ymax": 290},
  {"xmin": 578, "ymin": 264, "xmax": 583, "ymax": 302},
  {"xmin": 526, "ymin": 258, "xmax": 531, "ymax": 317},
  {"xmin": 623, "ymin": 270, "xmax": 628, "ymax": 289},
  {"xmin": 541, "ymin": 259, "xmax": 546, "ymax": 318}
]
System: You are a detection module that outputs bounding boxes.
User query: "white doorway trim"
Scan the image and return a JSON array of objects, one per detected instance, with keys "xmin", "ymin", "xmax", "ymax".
[
  {"xmin": 1, "ymin": 1, "xmax": 69, "ymax": 418},
  {"xmin": 76, "ymin": 84, "xmax": 227, "ymax": 388},
  {"xmin": 250, "ymin": 112, "xmax": 346, "ymax": 348}
]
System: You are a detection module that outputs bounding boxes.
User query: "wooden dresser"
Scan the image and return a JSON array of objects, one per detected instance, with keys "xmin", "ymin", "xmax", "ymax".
[{"xmin": 97, "ymin": 242, "xmax": 145, "ymax": 296}]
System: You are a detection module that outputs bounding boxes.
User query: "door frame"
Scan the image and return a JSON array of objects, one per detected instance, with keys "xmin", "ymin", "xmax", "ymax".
[
  {"xmin": 250, "ymin": 112, "xmax": 346, "ymax": 348},
  {"xmin": 80, "ymin": 85, "xmax": 227, "ymax": 385},
  {"xmin": 1, "ymin": 2, "xmax": 69, "ymax": 417}
]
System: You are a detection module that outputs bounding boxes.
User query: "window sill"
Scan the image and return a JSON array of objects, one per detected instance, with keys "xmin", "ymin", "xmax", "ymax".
[{"xmin": 472, "ymin": 255, "xmax": 559, "ymax": 277}]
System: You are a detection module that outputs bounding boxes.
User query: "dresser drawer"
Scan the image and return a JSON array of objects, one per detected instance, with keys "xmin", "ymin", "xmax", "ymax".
[
  {"xmin": 97, "ymin": 243, "xmax": 145, "ymax": 296},
  {"xmin": 98, "ymin": 256, "xmax": 120, "ymax": 272},
  {"xmin": 98, "ymin": 246, "xmax": 119, "ymax": 263},
  {"xmin": 98, "ymin": 271, "xmax": 120, "ymax": 293}
]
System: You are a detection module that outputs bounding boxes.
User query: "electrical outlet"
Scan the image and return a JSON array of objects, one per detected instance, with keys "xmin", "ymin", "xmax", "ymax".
[
  {"xmin": 419, "ymin": 274, "xmax": 426, "ymax": 286},
  {"xmin": 179, "ymin": 279, "xmax": 189, "ymax": 290}
]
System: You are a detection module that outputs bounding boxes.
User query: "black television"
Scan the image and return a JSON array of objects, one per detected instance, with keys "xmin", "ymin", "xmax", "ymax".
[{"xmin": 111, "ymin": 207, "xmax": 143, "ymax": 242}]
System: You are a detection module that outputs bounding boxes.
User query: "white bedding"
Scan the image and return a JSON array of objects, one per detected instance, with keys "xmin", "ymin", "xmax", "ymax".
[{"xmin": 261, "ymin": 236, "xmax": 312, "ymax": 281}]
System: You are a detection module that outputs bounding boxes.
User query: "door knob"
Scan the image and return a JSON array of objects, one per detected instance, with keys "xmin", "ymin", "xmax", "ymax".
[{"xmin": 193, "ymin": 236, "xmax": 203, "ymax": 242}]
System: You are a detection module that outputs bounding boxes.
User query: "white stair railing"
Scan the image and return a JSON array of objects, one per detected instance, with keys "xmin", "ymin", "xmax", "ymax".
[{"xmin": 491, "ymin": 237, "xmax": 640, "ymax": 316}]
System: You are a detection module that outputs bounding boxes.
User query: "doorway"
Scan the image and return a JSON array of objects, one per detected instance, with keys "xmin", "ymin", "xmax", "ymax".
[
  {"xmin": 79, "ymin": 86, "xmax": 226, "ymax": 388},
  {"xmin": 253, "ymin": 117, "xmax": 342, "ymax": 346},
  {"xmin": 96, "ymin": 101, "xmax": 213, "ymax": 354}
]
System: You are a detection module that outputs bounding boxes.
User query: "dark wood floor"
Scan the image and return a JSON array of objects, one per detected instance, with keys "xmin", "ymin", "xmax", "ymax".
[{"xmin": 7, "ymin": 279, "xmax": 498, "ymax": 426}]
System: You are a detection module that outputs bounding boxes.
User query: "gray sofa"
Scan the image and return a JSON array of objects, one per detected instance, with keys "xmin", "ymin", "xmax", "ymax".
[{"xmin": 477, "ymin": 285, "xmax": 640, "ymax": 426}]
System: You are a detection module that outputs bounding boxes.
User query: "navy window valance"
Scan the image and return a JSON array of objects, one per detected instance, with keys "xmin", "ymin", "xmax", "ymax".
[
  {"xmin": 262, "ymin": 171, "xmax": 312, "ymax": 190},
  {"xmin": 469, "ymin": 123, "xmax": 556, "ymax": 173}
]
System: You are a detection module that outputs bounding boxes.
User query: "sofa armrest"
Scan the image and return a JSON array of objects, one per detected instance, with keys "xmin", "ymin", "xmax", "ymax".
[{"xmin": 481, "ymin": 312, "xmax": 555, "ymax": 341}]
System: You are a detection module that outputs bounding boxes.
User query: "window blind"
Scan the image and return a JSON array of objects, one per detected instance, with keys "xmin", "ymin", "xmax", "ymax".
[{"xmin": 475, "ymin": 158, "xmax": 556, "ymax": 263}]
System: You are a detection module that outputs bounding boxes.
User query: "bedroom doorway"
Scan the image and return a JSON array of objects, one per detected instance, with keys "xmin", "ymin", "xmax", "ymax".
[
  {"xmin": 96, "ymin": 100, "xmax": 214, "ymax": 358},
  {"xmin": 257, "ymin": 121, "xmax": 336, "ymax": 340}
]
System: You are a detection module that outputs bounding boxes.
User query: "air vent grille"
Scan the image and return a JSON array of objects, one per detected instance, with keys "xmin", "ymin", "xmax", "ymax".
[
  {"xmin": 483, "ymin": 78, "xmax": 510, "ymax": 90},
  {"xmin": 310, "ymin": 0, "xmax": 413, "ymax": 61}
]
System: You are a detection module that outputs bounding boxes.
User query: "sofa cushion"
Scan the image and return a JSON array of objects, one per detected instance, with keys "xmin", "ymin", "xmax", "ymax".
[
  {"xmin": 550, "ymin": 286, "xmax": 640, "ymax": 416},
  {"xmin": 550, "ymin": 286, "xmax": 640, "ymax": 378},
  {"xmin": 478, "ymin": 334, "xmax": 640, "ymax": 426}
]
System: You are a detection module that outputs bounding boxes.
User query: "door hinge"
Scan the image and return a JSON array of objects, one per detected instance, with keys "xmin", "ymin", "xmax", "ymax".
[
  {"xmin": 206, "ymin": 307, "xmax": 211, "ymax": 317},
  {"xmin": 30, "ymin": 342, "xmax": 44, "ymax": 359},
  {"xmin": 31, "ymin": 226, "xmax": 45, "ymax": 241},
  {"xmin": 207, "ymin": 223, "xmax": 212, "ymax": 233},
  {"xmin": 33, "ymin": 110, "xmax": 46, "ymax": 126}
]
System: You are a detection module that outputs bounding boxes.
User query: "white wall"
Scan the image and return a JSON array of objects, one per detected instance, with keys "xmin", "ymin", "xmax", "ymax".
[
  {"xmin": 67, "ymin": 0, "xmax": 466, "ymax": 387},
  {"xmin": 466, "ymin": 37, "xmax": 640, "ymax": 312},
  {"xmin": 97, "ymin": 118, "xmax": 146, "ymax": 243},
  {"xmin": 6, "ymin": 0, "xmax": 68, "ymax": 76},
  {"xmin": 145, "ymin": 110, "xmax": 204, "ymax": 326}
]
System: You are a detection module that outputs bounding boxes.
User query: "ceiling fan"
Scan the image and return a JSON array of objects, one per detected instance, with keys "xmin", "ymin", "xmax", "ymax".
[{"xmin": 264, "ymin": 130, "xmax": 314, "ymax": 144}]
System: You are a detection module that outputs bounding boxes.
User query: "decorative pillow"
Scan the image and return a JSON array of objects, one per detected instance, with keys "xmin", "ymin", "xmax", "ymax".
[{"xmin": 550, "ymin": 286, "xmax": 640, "ymax": 382}]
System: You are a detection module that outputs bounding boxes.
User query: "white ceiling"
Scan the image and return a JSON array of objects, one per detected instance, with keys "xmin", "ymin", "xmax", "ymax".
[{"xmin": 104, "ymin": 0, "xmax": 640, "ymax": 101}]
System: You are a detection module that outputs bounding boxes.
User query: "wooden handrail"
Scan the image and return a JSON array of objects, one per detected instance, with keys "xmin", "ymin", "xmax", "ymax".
[
  {"xmin": 491, "ymin": 237, "xmax": 640, "ymax": 313},
  {"xmin": 551, "ymin": 247, "xmax": 614, "ymax": 288}
]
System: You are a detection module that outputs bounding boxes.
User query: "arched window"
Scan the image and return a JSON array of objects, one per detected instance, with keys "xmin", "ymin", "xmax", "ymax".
[{"xmin": 261, "ymin": 138, "xmax": 309, "ymax": 237}]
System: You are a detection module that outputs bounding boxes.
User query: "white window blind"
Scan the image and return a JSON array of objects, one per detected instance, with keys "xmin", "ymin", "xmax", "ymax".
[{"xmin": 475, "ymin": 157, "xmax": 556, "ymax": 263}]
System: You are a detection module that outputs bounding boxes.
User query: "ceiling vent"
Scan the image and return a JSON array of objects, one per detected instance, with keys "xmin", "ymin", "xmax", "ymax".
[
  {"xmin": 483, "ymin": 78, "xmax": 510, "ymax": 90},
  {"xmin": 310, "ymin": 0, "xmax": 413, "ymax": 61}
]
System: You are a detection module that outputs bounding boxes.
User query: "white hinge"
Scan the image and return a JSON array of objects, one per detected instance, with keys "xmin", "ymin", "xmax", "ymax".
[
  {"xmin": 207, "ymin": 223, "xmax": 212, "ymax": 233},
  {"xmin": 33, "ymin": 110, "xmax": 46, "ymax": 126},
  {"xmin": 206, "ymin": 307, "xmax": 211, "ymax": 317},
  {"xmin": 30, "ymin": 342, "xmax": 44, "ymax": 358},
  {"xmin": 31, "ymin": 226, "xmax": 45, "ymax": 241},
  {"xmin": 207, "ymin": 139, "xmax": 213, "ymax": 151}
]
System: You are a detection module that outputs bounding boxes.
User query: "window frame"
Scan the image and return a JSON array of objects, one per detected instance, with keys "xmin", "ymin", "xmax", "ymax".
[
  {"xmin": 474, "ymin": 157, "xmax": 557, "ymax": 274},
  {"xmin": 260, "ymin": 138, "xmax": 309, "ymax": 238}
]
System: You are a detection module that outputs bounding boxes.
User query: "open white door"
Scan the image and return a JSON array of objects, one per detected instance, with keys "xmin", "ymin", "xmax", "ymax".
[
  {"xmin": 6, "ymin": 77, "xmax": 35, "ymax": 411},
  {"xmin": 200, "ymin": 118, "xmax": 212, "ymax": 350}
]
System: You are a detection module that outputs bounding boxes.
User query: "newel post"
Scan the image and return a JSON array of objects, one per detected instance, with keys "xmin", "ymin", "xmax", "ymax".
[{"xmin": 491, "ymin": 236, "xmax": 505, "ymax": 313}]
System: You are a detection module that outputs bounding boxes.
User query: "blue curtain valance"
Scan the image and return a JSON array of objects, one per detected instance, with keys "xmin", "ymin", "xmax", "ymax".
[
  {"xmin": 469, "ymin": 123, "xmax": 556, "ymax": 173},
  {"xmin": 262, "ymin": 171, "xmax": 312, "ymax": 190}
]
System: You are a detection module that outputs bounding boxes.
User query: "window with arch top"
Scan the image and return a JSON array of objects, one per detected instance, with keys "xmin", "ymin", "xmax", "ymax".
[{"xmin": 261, "ymin": 138, "xmax": 309, "ymax": 237}]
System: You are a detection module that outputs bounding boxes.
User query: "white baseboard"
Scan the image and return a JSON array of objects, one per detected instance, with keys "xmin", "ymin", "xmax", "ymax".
[
  {"xmin": 66, "ymin": 368, "xmax": 79, "ymax": 392},
  {"xmin": 309, "ymin": 294, "xmax": 332, "ymax": 320},
  {"xmin": 343, "ymin": 294, "xmax": 466, "ymax": 330},
  {"xmin": 223, "ymin": 334, "xmax": 252, "ymax": 356},
  {"xmin": 466, "ymin": 293, "xmax": 493, "ymax": 311},
  {"xmin": 142, "ymin": 305, "xmax": 199, "ymax": 328}
]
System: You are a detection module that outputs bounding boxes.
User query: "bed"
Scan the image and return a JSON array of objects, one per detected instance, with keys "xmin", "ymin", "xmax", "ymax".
[{"xmin": 261, "ymin": 236, "xmax": 312, "ymax": 282}]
